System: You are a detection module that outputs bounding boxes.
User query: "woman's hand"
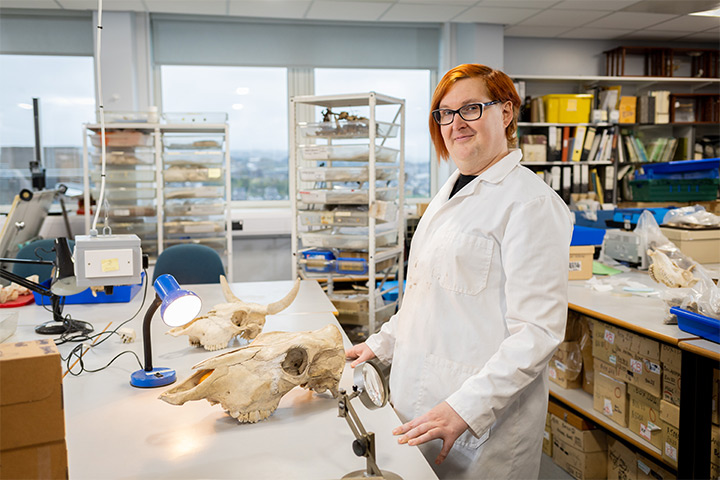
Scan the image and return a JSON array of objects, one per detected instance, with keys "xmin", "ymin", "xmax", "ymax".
[
  {"xmin": 393, "ymin": 401, "xmax": 469, "ymax": 465},
  {"xmin": 345, "ymin": 343, "xmax": 376, "ymax": 368}
]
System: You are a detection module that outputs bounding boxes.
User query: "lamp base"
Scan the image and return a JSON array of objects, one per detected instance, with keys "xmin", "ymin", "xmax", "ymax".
[
  {"xmin": 35, "ymin": 319, "xmax": 93, "ymax": 336},
  {"xmin": 130, "ymin": 367, "xmax": 177, "ymax": 388},
  {"xmin": 343, "ymin": 470, "xmax": 403, "ymax": 480}
]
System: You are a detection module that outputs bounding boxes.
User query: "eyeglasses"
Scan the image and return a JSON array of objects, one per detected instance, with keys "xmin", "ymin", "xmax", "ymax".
[{"xmin": 431, "ymin": 100, "xmax": 501, "ymax": 125}]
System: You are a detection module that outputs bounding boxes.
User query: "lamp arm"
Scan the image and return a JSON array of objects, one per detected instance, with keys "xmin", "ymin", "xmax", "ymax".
[
  {"xmin": 338, "ymin": 389, "xmax": 382, "ymax": 477},
  {"xmin": 0, "ymin": 267, "xmax": 52, "ymax": 296},
  {"xmin": 142, "ymin": 294, "xmax": 163, "ymax": 372}
]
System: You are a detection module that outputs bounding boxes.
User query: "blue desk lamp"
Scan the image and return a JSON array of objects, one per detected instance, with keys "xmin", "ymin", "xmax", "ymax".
[{"xmin": 130, "ymin": 274, "xmax": 201, "ymax": 388}]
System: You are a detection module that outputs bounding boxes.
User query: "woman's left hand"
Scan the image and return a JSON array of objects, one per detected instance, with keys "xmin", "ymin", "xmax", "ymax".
[{"xmin": 393, "ymin": 401, "xmax": 469, "ymax": 465}]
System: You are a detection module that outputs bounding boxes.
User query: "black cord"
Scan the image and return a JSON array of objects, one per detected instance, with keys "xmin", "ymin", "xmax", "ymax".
[{"xmin": 57, "ymin": 269, "xmax": 150, "ymax": 376}]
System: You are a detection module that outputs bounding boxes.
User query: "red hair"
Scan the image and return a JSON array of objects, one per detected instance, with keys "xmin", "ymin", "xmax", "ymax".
[{"xmin": 429, "ymin": 64, "xmax": 521, "ymax": 161}]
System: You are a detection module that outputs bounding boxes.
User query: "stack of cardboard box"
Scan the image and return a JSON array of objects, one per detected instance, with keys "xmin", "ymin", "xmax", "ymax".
[
  {"xmin": 0, "ymin": 340, "xmax": 67, "ymax": 479},
  {"xmin": 549, "ymin": 401, "xmax": 607, "ymax": 480},
  {"xmin": 659, "ymin": 344, "xmax": 681, "ymax": 469},
  {"xmin": 712, "ymin": 370, "xmax": 719, "ymax": 480}
]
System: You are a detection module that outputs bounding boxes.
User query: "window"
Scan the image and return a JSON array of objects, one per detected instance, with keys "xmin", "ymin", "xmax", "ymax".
[
  {"xmin": 314, "ymin": 68, "xmax": 432, "ymax": 199},
  {"xmin": 160, "ymin": 65, "xmax": 289, "ymax": 202},
  {"xmin": 0, "ymin": 54, "xmax": 95, "ymax": 206}
]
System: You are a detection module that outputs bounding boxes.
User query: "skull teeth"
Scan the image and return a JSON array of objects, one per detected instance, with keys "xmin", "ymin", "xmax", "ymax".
[{"xmin": 229, "ymin": 409, "xmax": 274, "ymax": 423}]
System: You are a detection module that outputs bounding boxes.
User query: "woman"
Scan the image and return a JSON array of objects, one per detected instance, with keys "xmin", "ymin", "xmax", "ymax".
[{"xmin": 346, "ymin": 64, "xmax": 573, "ymax": 479}]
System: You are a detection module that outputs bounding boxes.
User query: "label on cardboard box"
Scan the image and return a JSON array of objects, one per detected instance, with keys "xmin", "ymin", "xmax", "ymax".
[
  {"xmin": 593, "ymin": 372, "xmax": 628, "ymax": 427},
  {"xmin": 605, "ymin": 329, "xmax": 615, "ymax": 344},
  {"xmin": 551, "ymin": 415, "xmax": 607, "ymax": 453}
]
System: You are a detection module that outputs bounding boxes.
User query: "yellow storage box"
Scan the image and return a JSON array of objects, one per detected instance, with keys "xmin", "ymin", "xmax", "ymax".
[
  {"xmin": 569, "ymin": 245, "xmax": 594, "ymax": 280},
  {"xmin": 543, "ymin": 94, "xmax": 593, "ymax": 124}
]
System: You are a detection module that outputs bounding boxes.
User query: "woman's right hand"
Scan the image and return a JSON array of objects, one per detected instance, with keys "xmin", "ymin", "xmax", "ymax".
[{"xmin": 345, "ymin": 343, "xmax": 376, "ymax": 368}]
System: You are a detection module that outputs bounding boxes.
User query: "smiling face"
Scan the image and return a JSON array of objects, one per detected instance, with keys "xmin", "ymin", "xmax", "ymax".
[{"xmin": 439, "ymin": 77, "xmax": 513, "ymax": 176}]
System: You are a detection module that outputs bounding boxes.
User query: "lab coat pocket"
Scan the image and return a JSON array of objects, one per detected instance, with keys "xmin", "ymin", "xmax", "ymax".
[
  {"xmin": 432, "ymin": 232, "xmax": 493, "ymax": 295},
  {"xmin": 417, "ymin": 353, "xmax": 490, "ymax": 451}
]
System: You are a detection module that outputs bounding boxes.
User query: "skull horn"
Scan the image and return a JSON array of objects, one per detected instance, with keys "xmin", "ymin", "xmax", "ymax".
[
  {"xmin": 220, "ymin": 275, "xmax": 244, "ymax": 304},
  {"xmin": 266, "ymin": 278, "xmax": 301, "ymax": 314}
]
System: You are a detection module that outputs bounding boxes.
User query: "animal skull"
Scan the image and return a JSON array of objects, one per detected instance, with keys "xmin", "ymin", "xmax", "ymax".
[
  {"xmin": 647, "ymin": 249, "xmax": 698, "ymax": 288},
  {"xmin": 167, "ymin": 277, "xmax": 300, "ymax": 351},
  {"xmin": 159, "ymin": 324, "xmax": 345, "ymax": 423}
]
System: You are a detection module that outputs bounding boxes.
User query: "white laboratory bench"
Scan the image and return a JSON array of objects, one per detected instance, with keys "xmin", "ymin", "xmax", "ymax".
[{"xmin": 6, "ymin": 279, "xmax": 436, "ymax": 480}]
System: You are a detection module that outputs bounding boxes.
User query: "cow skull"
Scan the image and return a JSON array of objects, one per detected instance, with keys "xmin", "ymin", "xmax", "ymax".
[
  {"xmin": 166, "ymin": 277, "xmax": 300, "ymax": 351},
  {"xmin": 159, "ymin": 324, "xmax": 345, "ymax": 423},
  {"xmin": 647, "ymin": 249, "xmax": 698, "ymax": 288}
]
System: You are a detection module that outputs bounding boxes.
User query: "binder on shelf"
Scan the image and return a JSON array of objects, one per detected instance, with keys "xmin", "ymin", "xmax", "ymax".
[
  {"xmin": 634, "ymin": 137, "xmax": 649, "ymax": 163},
  {"xmin": 572, "ymin": 163, "xmax": 581, "ymax": 194},
  {"xmin": 590, "ymin": 168, "xmax": 603, "ymax": 201},
  {"xmin": 581, "ymin": 164, "xmax": 589, "ymax": 194},
  {"xmin": 571, "ymin": 125, "xmax": 587, "ymax": 162},
  {"xmin": 651, "ymin": 90, "xmax": 670, "ymax": 124},
  {"xmin": 561, "ymin": 165, "xmax": 572, "ymax": 202},
  {"xmin": 603, "ymin": 165, "xmax": 615, "ymax": 203},
  {"xmin": 580, "ymin": 127, "xmax": 597, "ymax": 162},
  {"xmin": 561, "ymin": 126, "xmax": 571, "ymax": 162},
  {"xmin": 618, "ymin": 96, "xmax": 637, "ymax": 124},
  {"xmin": 548, "ymin": 126, "xmax": 562, "ymax": 162},
  {"xmin": 587, "ymin": 128, "xmax": 603, "ymax": 163},
  {"xmin": 551, "ymin": 166, "xmax": 562, "ymax": 196},
  {"xmin": 638, "ymin": 95, "xmax": 656, "ymax": 124}
]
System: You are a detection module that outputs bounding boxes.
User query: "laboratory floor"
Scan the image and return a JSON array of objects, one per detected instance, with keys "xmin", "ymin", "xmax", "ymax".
[{"xmin": 539, "ymin": 453, "xmax": 574, "ymax": 480}]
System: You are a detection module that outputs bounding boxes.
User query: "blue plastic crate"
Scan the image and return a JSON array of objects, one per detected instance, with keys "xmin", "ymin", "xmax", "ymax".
[
  {"xmin": 32, "ymin": 274, "xmax": 144, "ymax": 305},
  {"xmin": 301, "ymin": 249, "xmax": 335, "ymax": 273},
  {"xmin": 376, "ymin": 280, "xmax": 406, "ymax": 302},
  {"xmin": 335, "ymin": 257, "xmax": 367, "ymax": 275},
  {"xmin": 574, "ymin": 210, "xmax": 614, "ymax": 229},
  {"xmin": 671, "ymin": 307, "xmax": 720, "ymax": 344},
  {"xmin": 636, "ymin": 158, "xmax": 719, "ymax": 180},
  {"xmin": 571, "ymin": 226, "xmax": 606, "ymax": 246},
  {"xmin": 612, "ymin": 208, "xmax": 673, "ymax": 227}
]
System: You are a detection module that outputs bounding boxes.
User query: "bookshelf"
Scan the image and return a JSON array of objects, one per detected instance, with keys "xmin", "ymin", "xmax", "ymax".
[{"xmin": 511, "ymin": 74, "xmax": 720, "ymax": 204}]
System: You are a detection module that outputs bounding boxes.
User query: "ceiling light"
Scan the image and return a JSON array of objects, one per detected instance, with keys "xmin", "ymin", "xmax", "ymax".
[
  {"xmin": 689, "ymin": 8, "xmax": 720, "ymax": 16},
  {"xmin": 236, "ymin": 87, "xmax": 250, "ymax": 95}
]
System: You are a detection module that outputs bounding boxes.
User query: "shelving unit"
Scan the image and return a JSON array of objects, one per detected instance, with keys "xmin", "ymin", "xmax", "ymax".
[
  {"xmin": 289, "ymin": 92, "xmax": 405, "ymax": 334},
  {"xmin": 82, "ymin": 122, "xmax": 233, "ymax": 280},
  {"xmin": 511, "ymin": 74, "xmax": 720, "ymax": 204}
]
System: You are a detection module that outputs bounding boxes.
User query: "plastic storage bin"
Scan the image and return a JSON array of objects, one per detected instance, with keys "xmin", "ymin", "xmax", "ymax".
[
  {"xmin": 163, "ymin": 151, "xmax": 224, "ymax": 165},
  {"xmin": 163, "ymin": 135, "xmax": 224, "ymax": 150},
  {"xmin": 298, "ymin": 121, "xmax": 399, "ymax": 139},
  {"xmin": 574, "ymin": 210, "xmax": 614, "ymax": 229},
  {"xmin": 301, "ymin": 249, "xmax": 335, "ymax": 273},
  {"xmin": 299, "ymin": 188, "xmax": 397, "ymax": 204},
  {"xmin": 298, "ymin": 145, "xmax": 400, "ymax": 163},
  {"xmin": 162, "ymin": 112, "xmax": 228, "ymax": 124},
  {"xmin": 92, "ymin": 169, "xmax": 155, "ymax": 184},
  {"xmin": 164, "ymin": 166, "xmax": 224, "ymax": 183},
  {"xmin": 543, "ymin": 94, "xmax": 593, "ymax": 123},
  {"xmin": 629, "ymin": 178, "xmax": 719, "ymax": 202},
  {"xmin": 377, "ymin": 280, "xmax": 405, "ymax": 302},
  {"xmin": 91, "ymin": 130, "xmax": 153, "ymax": 147},
  {"xmin": 636, "ymin": 158, "xmax": 719, "ymax": 180},
  {"xmin": 300, "ymin": 229, "xmax": 398, "ymax": 249},
  {"xmin": 571, "ymin": 226, "xmax": 606, "ymax": 246},
  {"xmin": 671, "ymin": 307, "xmax": 719, "ymax": 343},
  {"xmin": 165, "ymin": 201, "xmax": 225, "ymax": 217},
  {"xmin": 299, "ymin": 209, "xmax": 369, "ymax": 226},
  {"xmin": 33, "ymin": 277, "xmax": 143, "ymax": 305},
  {"xmin": 609, "ymin": 208, "xmax": 674, "ymax": 228},
  {"xmin": 91, "ymin": 150, "xmax": 155, "ymax": 165}
]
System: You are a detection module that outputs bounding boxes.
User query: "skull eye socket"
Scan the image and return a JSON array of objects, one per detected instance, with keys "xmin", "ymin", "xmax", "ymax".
[{"xmin": 282, "ymin": 347, "xmax": 308, "ymax": 376}]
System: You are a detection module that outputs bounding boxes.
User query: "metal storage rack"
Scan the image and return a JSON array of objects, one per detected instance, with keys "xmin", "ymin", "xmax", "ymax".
[
  {"xmin": 289, "ymin": 93, "xmax": 405, "ymax": 333},
  {"xmin": 82, "ymin": 121, "xmax": 233, "ymax": 280}
]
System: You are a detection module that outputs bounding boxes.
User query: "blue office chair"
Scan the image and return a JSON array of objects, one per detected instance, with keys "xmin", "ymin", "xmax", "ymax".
[
  {"xmin": 13, "ymin": 238, "xmax": 76, "ymax": 283},
  {"xmin": 152, "ymin": 244, "xmax": 226, "ymax": 284}
]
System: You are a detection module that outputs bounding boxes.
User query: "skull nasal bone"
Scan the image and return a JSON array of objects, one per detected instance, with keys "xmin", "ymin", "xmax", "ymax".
[{"xmin": 282, "ymin": 347, "xmax": 308, "ymax": 376}]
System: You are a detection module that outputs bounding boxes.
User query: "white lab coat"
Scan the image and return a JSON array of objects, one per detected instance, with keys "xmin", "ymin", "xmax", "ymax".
[{"xmin": 366, "ymin": 149, "xmax": 573, "ymax": 479}]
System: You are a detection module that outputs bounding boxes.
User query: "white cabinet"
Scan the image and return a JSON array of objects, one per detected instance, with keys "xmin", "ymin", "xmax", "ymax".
[
  {"xmin": 289, "ymin": 93, "xmax": 405, "ymax": 333},
  {"xmin": 82, "ymin": 122, "xmax": 233, "ymax": 280}
]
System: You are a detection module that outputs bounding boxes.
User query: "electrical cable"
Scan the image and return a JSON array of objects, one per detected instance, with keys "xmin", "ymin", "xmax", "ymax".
[
  {"xmin": 90, "ymin": 0, "xmax": 107, "ymax": 235},
  {"xmin": 57, "ymin": 268, "xmax": 150, "ymax": 376}
]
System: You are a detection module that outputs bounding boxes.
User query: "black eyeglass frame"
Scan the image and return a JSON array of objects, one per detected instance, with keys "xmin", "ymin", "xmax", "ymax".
[{"xmin": 431, "ymin": 100, "xmax": 501, "ymax": 125}]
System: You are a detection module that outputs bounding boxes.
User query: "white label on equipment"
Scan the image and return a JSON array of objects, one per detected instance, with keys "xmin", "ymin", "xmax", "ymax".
[
  {"xmin": 303, "ymin": 146, "xmax": 329, "ymax": 160},
  {"xmin": 84, "ymin": 249, "xmax": 134, "ymax": 278}
]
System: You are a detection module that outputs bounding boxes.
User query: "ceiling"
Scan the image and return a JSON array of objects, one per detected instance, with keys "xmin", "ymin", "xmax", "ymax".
[{"xmin": 3, "ymin": 0, "xmax": 719, "ymax": 42}]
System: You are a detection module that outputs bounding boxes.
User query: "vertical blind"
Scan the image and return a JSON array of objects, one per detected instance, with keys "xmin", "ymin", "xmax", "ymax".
[
  {"xmin": 0, "ymin": 11, "xmax": 93, "ymax": 56},
  {"xmin": 151, "ymin": 15, "xmax": 441, "ymax": 70}
]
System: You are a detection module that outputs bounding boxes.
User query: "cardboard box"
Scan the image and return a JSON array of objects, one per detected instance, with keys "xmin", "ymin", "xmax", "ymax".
[
  {"xmin": 594, "ymin": 371, "xmax": 628, "ymax": 427},
  {"xmin": 661, "ymin": 344, "xmax": 682, "ymax": 407},
  {"xmin": 551, "ymin": 415, "xmax": 607, "ymax": 452},
  {"xmin": 714, "ymin": 368, "xmax": 719, "ymax": 425},
  {"xmin": 0, "ymin": 340, "xmax": 65, "ymax": 451},
  {"xmin": 543, "ymin": 423, "xmax": 553, "ymax": 457},
  {"xmin": 713, "ymin": 424, "xmax": 720, "ymax": 467},
  {"xmin": 660, "ymin": 226, "xmax": 720, "ymax": 264},
  {"xmin": 615, "ymin": 348, "xmax": 662, "ymax": 398},
  {"xmin": 636, "ymin": 454, "xmax": 676, "ymax": 480},
  {"xmin": 569, "ymin": 245, "xmax": 594, "ymax": 280},
  {"xmin": 549, "ymin": 341, "xmax": 583, "ymax": 389},
  {"xmin": 608, "ymin": 437, "xmax": 637, "ymax": 480},
  {"xmin": 0, "ymin": 440, "xmax": 68, "ymax": 480},
  {"xmin": 628, "ymin": 386, "xmax": 663, "ymax": 450},
  {"xmin": 548, "ymin": 401, "xmax": 597, "ymax": 431},
  {"xmin": 660, "ymin": 400, "xmax": 680, "ymax": 468},
  {"xmin": 711, "ymin": 461, "xmax": 719, "ymax": 480},
  {"xmin": 580, "ymin": 317, "xmax": 595, "ymax": 395},
  {"xmin": 552, "ymin": 437, "xmax": 607, "ymax": 480},
  {"xmin": 593, "ymin": 321, "xmax": 618, "ymax": 365}
]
